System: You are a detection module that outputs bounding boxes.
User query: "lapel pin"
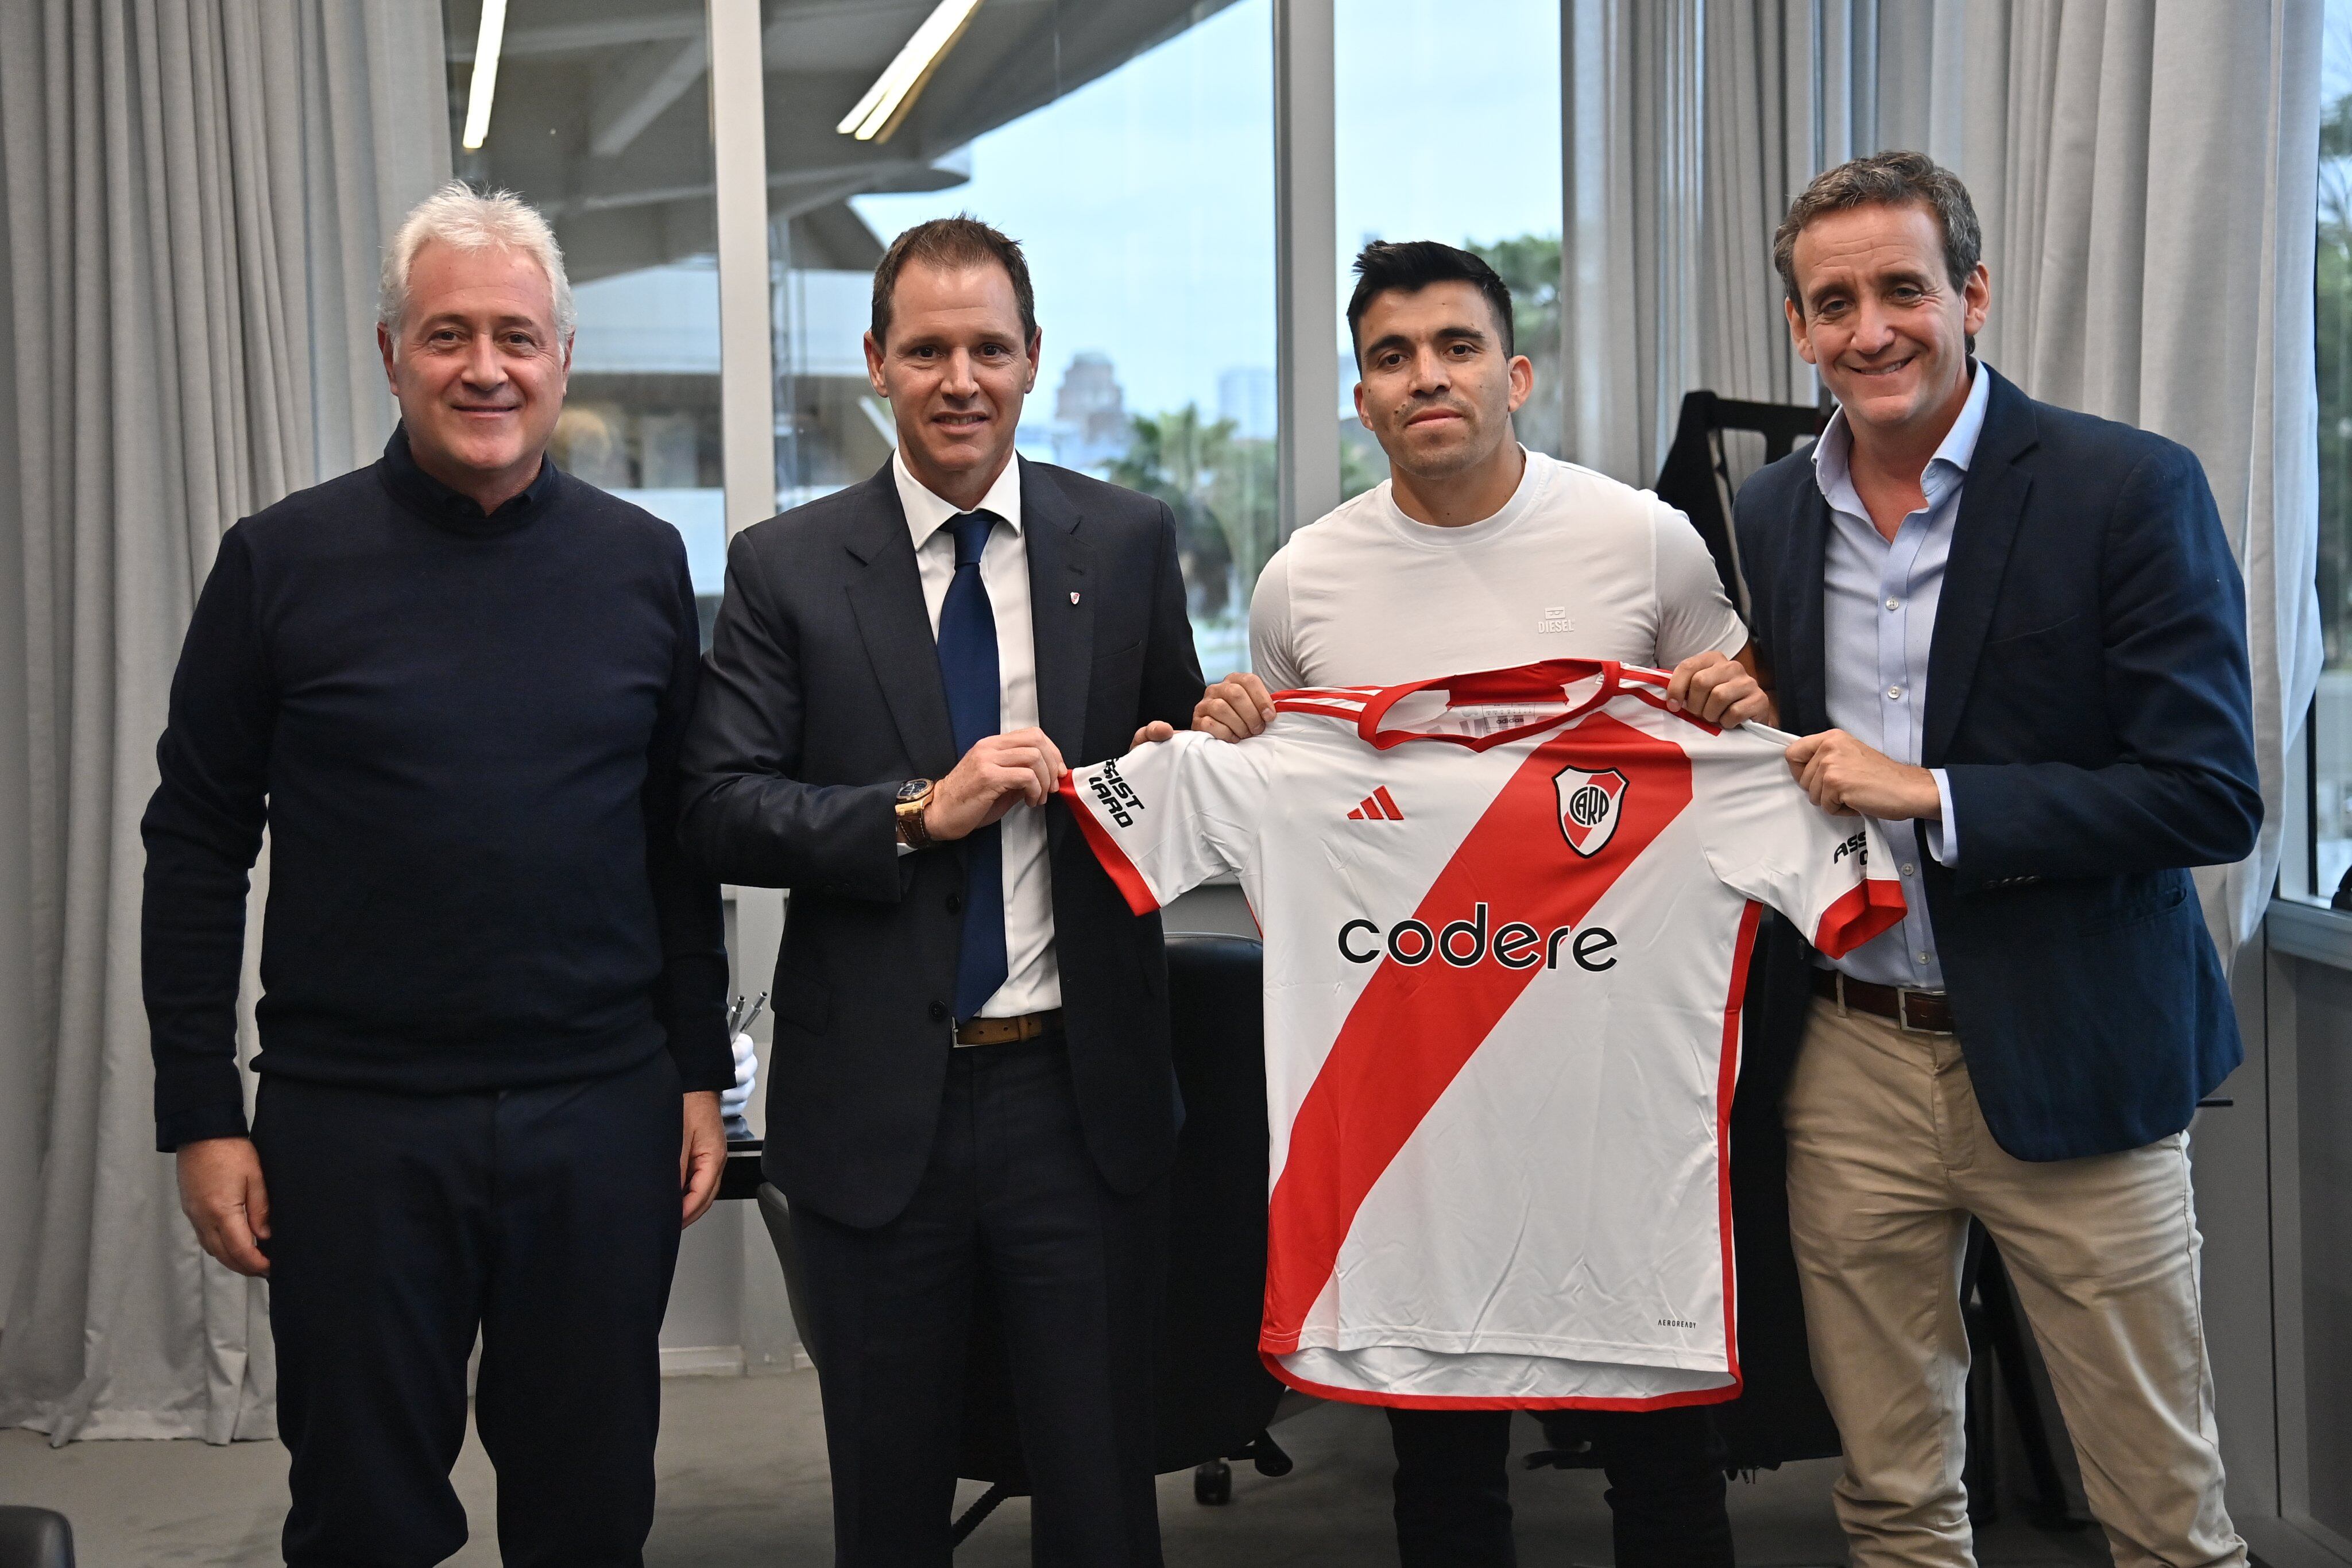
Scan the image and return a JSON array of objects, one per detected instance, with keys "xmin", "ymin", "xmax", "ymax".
[{"xmin": 1070, "ymin": 591, "xmax": 1081, "ymax": 605}]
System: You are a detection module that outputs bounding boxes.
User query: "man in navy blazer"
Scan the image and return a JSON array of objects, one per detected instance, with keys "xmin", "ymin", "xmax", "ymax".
[
  {"xmin": 1734, "ymin": 152, "xmax": 2255, "ymax": 1565},
  {"xmin": 679, "ymin": 218, "xmax": 1202, "ymax": 1565}
]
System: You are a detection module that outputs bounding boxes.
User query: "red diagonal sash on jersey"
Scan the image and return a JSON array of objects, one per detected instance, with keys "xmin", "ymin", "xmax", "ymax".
[{"xmin": 1260, "ymin": 713, "xmax": 1695, "ymax": 1351}]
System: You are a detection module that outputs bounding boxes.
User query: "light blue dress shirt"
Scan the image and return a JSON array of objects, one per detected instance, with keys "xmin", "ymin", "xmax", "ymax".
[{"xmin": 1811, "ymin": 363, "xmax": 1990, "ymax": 990}]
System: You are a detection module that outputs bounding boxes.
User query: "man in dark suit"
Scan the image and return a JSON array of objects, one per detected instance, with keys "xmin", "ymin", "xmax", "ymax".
[
  {"xmin": 678, "ymin": 217, "xmax": 1203, "ymax": 1566},
  {"xmin": 1735, "ymin": 151, "xmax": 2256, "ymax": 1566}
]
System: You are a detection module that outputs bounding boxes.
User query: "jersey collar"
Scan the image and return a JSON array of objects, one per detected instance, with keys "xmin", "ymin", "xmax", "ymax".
[{"xmin": 1355, "ymin": 659, "xmax": 1623, "ymax": 751}]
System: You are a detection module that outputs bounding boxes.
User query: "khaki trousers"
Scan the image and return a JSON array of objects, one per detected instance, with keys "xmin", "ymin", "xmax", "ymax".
[{"xmin": 1782, "ymin": 998, "xmax": 2246, "ymax": 1567}]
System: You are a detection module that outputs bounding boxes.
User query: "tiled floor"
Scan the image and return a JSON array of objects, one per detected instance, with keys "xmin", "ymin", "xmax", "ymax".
[{"xmin": 0, "ymin": 1371, "xmax": 2114, "ymax": 1566}]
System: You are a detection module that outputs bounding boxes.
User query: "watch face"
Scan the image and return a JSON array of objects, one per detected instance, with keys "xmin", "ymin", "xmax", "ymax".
[{"xmin": 897, "ymin": 779, "xmax": 934, "ymax": 804}]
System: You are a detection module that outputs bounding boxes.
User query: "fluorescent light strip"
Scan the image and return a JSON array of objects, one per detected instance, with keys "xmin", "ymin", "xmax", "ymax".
[
  {"xmin": 836, "ymin": 0, "xmax": 982, "ymax": 143},
  {"xmin": 461, "ymin": 0, "xmax": 509, "ymax": 152}
]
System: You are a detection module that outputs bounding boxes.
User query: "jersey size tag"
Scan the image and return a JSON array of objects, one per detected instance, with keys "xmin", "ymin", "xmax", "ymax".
[{"xmin": 1424, "ymin": 703, "xmax": 1566, "ymax": 740}]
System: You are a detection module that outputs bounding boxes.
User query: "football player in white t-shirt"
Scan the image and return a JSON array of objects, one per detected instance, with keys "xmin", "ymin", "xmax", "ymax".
[{"xmin": 1153, "ymin": 242, "xmax": 1767, "ymax": 1568}]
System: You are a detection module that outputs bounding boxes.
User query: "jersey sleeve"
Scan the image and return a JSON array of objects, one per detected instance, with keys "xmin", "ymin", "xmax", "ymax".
[
  {"xmin": 1056, "ymin": 730, "xmax": 1263, "ymax": 916},
  {"xmin": 1650, "ymin": 497, "xmax": 1750, "ymax": 664},
  {"xmin": 1701, "ymin": 730, "xmax": 1908, "ymax": 958},
  {"xmin": 1247, "ymin": 546, "xmax": 1306, "ymax": 691}
]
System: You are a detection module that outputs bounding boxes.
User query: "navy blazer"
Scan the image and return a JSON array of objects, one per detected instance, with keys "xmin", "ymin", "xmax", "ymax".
[
  {"xmin": 1733, "ymin": 366, "xmax": 2259, "ymax": 1161},
  {"xmin": 677, "ymin": 458, "xmax": 1205, "ymax": 1227}
]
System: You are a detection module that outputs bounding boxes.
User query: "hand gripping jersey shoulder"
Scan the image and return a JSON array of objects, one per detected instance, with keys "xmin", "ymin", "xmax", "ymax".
[{"xmin": 1057, "ymin": 659, "xmax": 1905, "ymax": 1408}]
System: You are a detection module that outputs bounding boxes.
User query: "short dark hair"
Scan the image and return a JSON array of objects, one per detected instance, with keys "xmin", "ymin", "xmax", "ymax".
[
  {"xmin": 1345, "ymin": 241, "xmax": 1515, "ymax": 363},
  {"xmin": 871, "ymin": 215, "xmax": 1037, "ymax": 346},
  {"xmin": 1773, "ymin": 150, "xmax": 1982, "ymax": 313}
]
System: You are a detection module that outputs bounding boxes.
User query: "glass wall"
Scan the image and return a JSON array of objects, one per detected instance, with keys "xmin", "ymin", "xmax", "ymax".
[
  {"xmin": 1333, "ymin": 0, "xmax": 1564, "ymax": 500},
  {"xmin": 443, "ymin": 2, "xmax": 1573, "ymax": 664},
  {"xmin": 2318, "ymin": 0, "xmax": 2352, "ymax": 899},
  {"xmin": 761, "ymin": 0, "xmax": 1278, "ymax": 676},
  {"xmin": 443, "ymin": 0, "xmax": 730, "ymax": 643}
]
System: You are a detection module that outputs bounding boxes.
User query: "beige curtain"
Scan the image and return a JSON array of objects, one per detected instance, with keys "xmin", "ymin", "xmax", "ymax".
[
  {"xmin": 1564, "ymin": 0, "xmax": 1881, "ymax": 478},
  {"xmin": 0, "ymin": 0, "xmax": 447, "ymax": 1443},
  {"xmin": 1561, "ymin": 0, "xmax": 1705, "ymax": 484}
]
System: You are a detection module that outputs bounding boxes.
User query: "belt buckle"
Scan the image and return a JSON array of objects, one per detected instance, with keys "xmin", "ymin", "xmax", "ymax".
[{"xmin": 1893, "ymin": 986, "xmax": 1948, "ymax": 1035}]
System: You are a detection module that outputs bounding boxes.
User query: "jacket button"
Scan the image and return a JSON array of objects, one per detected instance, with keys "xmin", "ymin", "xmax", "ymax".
[
  {"xmin": 946, "ymin": 892, "xmax": 964, "ymax": 914},
  {"xmin": 929, "ymin": 1000, "xmax": 949, "ymax": 1023}
]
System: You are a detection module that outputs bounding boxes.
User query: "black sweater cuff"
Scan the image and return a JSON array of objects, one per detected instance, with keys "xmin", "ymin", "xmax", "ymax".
[
  {"xmin": 156, "ymin": 1098, "xmax": 252, "ymax": 1153},
  {"xmin": 666, "ymin": 1020, "xmax": 737, "ymax": 1094}
]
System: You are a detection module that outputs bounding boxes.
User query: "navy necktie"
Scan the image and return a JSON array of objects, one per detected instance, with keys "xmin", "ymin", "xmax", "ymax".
[{"xmin": 937, "ymin": 510, "xmax": 1009, "ymax": 1023}]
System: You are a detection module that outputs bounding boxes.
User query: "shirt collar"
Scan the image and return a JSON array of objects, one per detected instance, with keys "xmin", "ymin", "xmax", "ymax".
[
  {"xmin": 380, "ymin": 423, "xmax": 559, "ymax": 535},
  {"xmin": 1812, "ymin": 358, "xmax": 1991, "ymax": 516},
  {"xmin": 895, "ymin": 448, "xmax": 1024, "ymax": 554}
]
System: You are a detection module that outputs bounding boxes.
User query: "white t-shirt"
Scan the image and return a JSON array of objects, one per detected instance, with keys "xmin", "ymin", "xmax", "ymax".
[
  {"xmin": 1250, "ymin": 450, "xmax": 1747, "ymax": 687},
  {"xmin": 1058, "ymin": 660, "xmax": 1905, "ymax": 1407}
]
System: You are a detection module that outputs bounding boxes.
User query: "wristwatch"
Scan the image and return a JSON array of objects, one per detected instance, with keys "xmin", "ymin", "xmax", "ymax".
[{"xmin": 894, "ymin": 779, "xmax": 937, "ymax": 849}]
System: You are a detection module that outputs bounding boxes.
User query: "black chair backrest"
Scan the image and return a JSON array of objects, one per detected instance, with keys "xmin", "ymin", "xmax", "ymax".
[
  {"xmin": 1652, "ymin": 390, "xmax": 1826, "ymax": 620},
  {"xmin": 1155, "ymin": 932, "xmax": 1281, "ymax": 1464},
  {"xmin": 0, "ymin": 1507, "xmax": 75, "ymax": 1568}
]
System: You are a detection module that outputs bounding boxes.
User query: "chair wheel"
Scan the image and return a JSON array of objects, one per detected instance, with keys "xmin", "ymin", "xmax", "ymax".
[{"xmin": 1193, "ymin": 1459, "xmax": 1232, "ymax": 1504}]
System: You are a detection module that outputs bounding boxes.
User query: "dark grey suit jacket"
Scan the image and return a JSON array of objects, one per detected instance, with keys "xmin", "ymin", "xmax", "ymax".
[{"xmin": 679, "ymin": 456, "xmax": 1205, "ymax": 1226}]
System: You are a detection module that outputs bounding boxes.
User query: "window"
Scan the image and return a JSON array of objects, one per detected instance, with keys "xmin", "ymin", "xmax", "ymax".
[
  {"xmin": 2318, "ymin": 2, "xmax": 2352, "ymax": 899},
  {"xmin": 444, "ymin": 0, "xmax": 730, "ymax": 644},
  {"xmin": 1333, "ymin": 0, "xmax": 1564, "ymax": 500},
  {"xmin": 761, "ymin": 0, "xmax": 1279, "ymax": 677}
]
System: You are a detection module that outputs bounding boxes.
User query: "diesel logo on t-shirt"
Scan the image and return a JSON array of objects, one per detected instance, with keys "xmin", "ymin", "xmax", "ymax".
[{"xmin": 1535, "ymin": 606, "xmax": 1575, "ymax": 634}]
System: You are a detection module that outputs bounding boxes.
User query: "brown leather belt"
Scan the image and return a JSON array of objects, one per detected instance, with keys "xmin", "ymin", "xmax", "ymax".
[
  {"xmin": 1812, "ymin": 968, "xmax": 1956, "ymax": 1034},
  {"xmin": 954, "ymin": 1009, "xmax": 1063, "ymax": 1046}
]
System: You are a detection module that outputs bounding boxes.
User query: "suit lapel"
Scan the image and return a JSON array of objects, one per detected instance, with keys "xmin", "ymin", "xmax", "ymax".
[
  {"xmin": 1022, "ymin": 460, "xmax": 1092, "ymax": 842},
  {"xmin": 1781, "ymin": 482, "xmax": 1833, "ymax": 738},
  {"xmin": 1924, "ymin": 370, "xmax": 2039, "ymax": 764},
  {"xmin": 842, "ymin": 465, "xmax": 960, "ymax": 775}
]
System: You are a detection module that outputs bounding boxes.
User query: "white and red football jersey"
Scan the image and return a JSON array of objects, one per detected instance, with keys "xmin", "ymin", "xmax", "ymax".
[{"xmin": 1057, "ymin": 658, "xmax": 1905, "ymax": 1409}]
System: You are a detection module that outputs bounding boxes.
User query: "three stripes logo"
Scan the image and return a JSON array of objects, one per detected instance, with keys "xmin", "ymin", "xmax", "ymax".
[{"xmin": 1347, "ymin": 786, "xmax": 1406, "ymax": 822}]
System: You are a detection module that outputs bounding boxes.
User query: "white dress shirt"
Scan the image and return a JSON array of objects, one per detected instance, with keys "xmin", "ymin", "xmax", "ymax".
[
  {"xmin": 1811, "ymin": 362, "xmax": 1990, "ymax": 990},
  {"xmin": 893, "ymin": 449, "xmax": 1060, "ymax": 1021}
]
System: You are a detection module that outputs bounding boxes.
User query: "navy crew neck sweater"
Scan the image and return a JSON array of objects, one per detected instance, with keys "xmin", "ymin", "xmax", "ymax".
[{"xmin": 142, "ymin": 427, "xmax": 732, "ymax": 1151}]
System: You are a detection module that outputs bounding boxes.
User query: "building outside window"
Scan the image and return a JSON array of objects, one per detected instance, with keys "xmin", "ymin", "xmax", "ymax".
[
  {"xmin": 1333, "ymin": 0, "xmax": 1564, "ymax": 500},
  {"xmin": 444, "ymin": 0, "xmax": 733, "ymax": 645},
  {"xmin": 454, "ymin": 1, "xmax": 1622, "ymax": 673},
  {"xmin": 761, "ymin": 0, "xmax": 1279, "ymax": 677},
  {"xmin": 2318, "ymin": 0, "xmax": 2352, "ymax": 897}
]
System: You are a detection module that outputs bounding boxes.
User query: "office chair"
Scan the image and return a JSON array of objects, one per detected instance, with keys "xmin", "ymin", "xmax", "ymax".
[
  {"xmin": 1651, "ymin": 389, "xmax": 1828, "ymax": 615},
  {"xmin": 0, "ymin": 1507, "xmax": 74, "ymax": 1568},
  {"xmin": 756, "ymin": 931, "xmax": 1290, "ymax": 1546}
]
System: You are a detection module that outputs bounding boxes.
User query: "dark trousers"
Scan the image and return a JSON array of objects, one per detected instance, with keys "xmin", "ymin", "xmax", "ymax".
[
  {"xmin": 790, "ymin": 1034, "xmax": 1166, "ymax": 1567},
  {"xmin": 1386, "ymin": 1405, "xmax": 1732, "ymax": 1567},
  {"xmin": 254, "ymin": 1051, "xmax": 683, "ymax": 1568}
]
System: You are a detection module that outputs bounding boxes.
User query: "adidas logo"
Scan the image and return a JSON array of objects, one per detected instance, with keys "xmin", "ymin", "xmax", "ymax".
[{"xmin": 1346, "ymin": 787, "xmax": 1405, "ymax": 822}]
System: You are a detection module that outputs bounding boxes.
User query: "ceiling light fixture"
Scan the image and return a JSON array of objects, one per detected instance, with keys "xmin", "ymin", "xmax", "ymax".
[
  {"xmin": 836, "ymin": 0, "xmax": 983, "ymax": 144},
  {"xmin": 461, "ymin": 0, "xmax": 510, "ymax": 152}
]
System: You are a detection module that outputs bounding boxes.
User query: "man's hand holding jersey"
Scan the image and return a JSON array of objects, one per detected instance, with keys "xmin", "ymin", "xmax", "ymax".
[
  {"xmin": 1783, "ymin": 729, "xmax": 1943, "ymax": 820},
  {"xmin": 1131, "ymin": 671, "xmax": 1279, "ymax": 746},
  {"xmin": 928, "ymin": 727, "xmax": 1068, "ymax": 839},
  {"xmin": 1663, "ymin": 648, "xmax": 1775, "ymax": 728}
]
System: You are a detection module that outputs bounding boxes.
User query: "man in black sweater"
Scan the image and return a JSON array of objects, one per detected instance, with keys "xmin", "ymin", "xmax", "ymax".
[{"xmin": 142, "ymin": 184, "xmax": 731, "ymax": 1568}]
